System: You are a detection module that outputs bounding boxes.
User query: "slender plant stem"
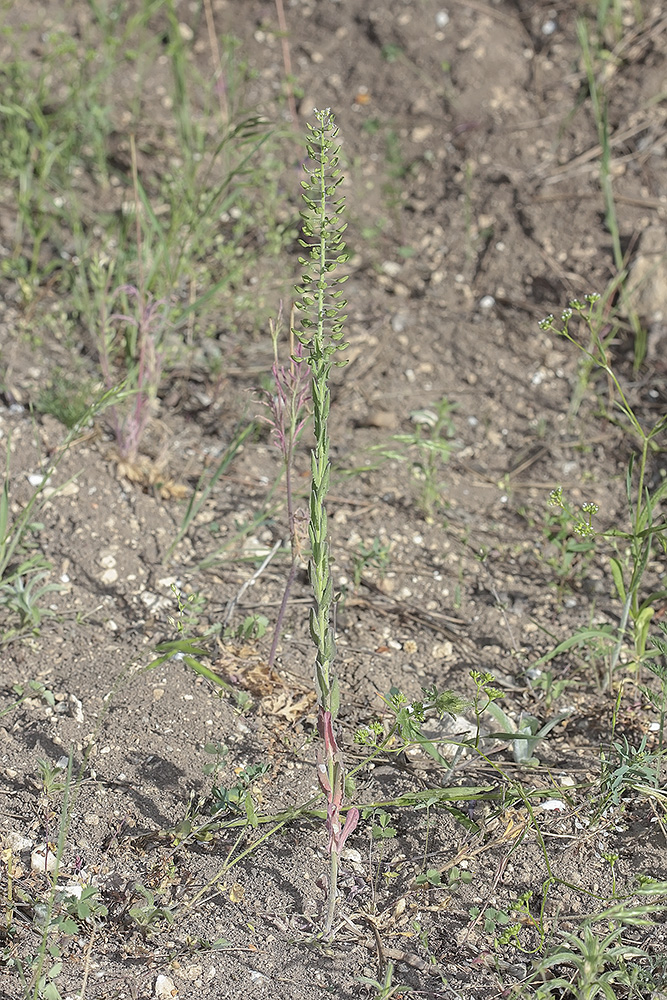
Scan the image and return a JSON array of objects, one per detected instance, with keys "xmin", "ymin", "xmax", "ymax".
[{"xmin": 297, "ymin": 109, "xmax": 358, "ymax": 933}]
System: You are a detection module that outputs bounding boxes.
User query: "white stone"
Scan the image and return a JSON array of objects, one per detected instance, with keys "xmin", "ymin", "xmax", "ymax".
[
  {"xmin": 6, "ymin": 831, "xmax": 33, "ymax": 852},
  {"xmin": 540, "ymin": 799, "xmax": 567, "ymax": 812},
  {"xmin": 31, "ymin": 845, "xmax": 57, "ymax": 873},
  {"xmin": 381, "ymin": 260, "xmax": 402, "ymax": 278},
  {"xmin": 155, "ymin": 975, "xmax": 177, "ymax": 998}
]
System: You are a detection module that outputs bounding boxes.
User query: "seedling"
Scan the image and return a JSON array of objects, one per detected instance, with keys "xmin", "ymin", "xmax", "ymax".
[
  {"xmin": 351, "ymin": 537, "xmax": 391, "ymax": 588},
  {"xmin": 209, "ymin": 762, "xmax": 271, "ymax": 825},
  {"xmin": 36, "ymin": 373, "xmax": 94, "ymax": 429},
  {"xmin": 378, "ymin": 685, "xmax": 465, "ymax": 770},
  {"xmin": 373, "ymin": 396, "xmax": 457, "ymax": 520},
  {"xmin": 356, "ymin": 961, "xmax": 408, "ymax": 998},
  {"xmin": 541, "ymin": 491, "xmax": 597, "ymax": 590},
  {"xmin": 484, "ymin": 700, "xmax": 572, "ymax": 766},
  {"xmin": 229, "ymin": 613, "xmax": 270, "ymax": 641},
  {"xmin": 127, "ymin": 884, "xmax": 175, "ymax": 935},
  {"xmin": 0, "ymin": 572, "xmax": 61, "ymax": 633},
  {"xmin": 598, "ymin": 733, "xmax": 663, "ymax": 812}
]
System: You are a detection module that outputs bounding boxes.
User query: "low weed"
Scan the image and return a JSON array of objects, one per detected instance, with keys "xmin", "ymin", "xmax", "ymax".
[
  {"xmin": 522, "ymin": 896, "xmax": 659, "ymax": 999},
  {"xmin": 457, "ymin": 671, "xmax": 572, "ymax": 765},
  {"xmin": 6, "ymin": 755, "xmax": 76, "ymax": 1000},
  {"xmin": 598, "ymin": 732, "xmax": 664, "ymax": 810},
  {"xmin": 0, "ymin": 571, "xmax": 61, "ymax": 635},
  {"xmin": 351, "ymin": 536, "xmax": 391, "ymax": 588},
  {"xmin": 540, "ymin": 495, "xmax": 597, "ymax": 592},
  {"xmin": 356, "ymin": 962, "xmax": 408, "ymax": 999},
  {"xmin": 2, "ymin": 680, "xmax": 55, "ymax": 721},
  {"xmin": 539, "ymin": 296, "xmax": 667, "ymax": 684},
  {"xmin": 372, "ymin": 396, "xmax": 458, "ymax": 520},
  {"xmin": 126, "ymin": 884, "xmax": 175, "ymax": 936},
  {"xmin": 35, "ymin": 372, "xmax": 95, "ymax": 430}
]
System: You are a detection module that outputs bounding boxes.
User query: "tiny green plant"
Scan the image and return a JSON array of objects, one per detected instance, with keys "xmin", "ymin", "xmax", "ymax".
[
  {"xmin": 357, "ymin": 685, "xmax": 464, "ymax": 772},
  {"xmin": 53, "ymin": 885, "xmax": 108, "ymax": 937},
  {"xmin": 0, "ymin": 572, "xmax": 61, "ymax": 634},
  {"xmin": 541, "ymin": 492, "xmax": 597, "ymax": 591},
  {"xmin": 127, "ymin": 884, "xmax": 175, "ymax": 935},
  {"xmin": 469, "ymin": 669, "xmax": 571, "ymax": 764},
  {"xmin": 35, "ymin": 372, "xmax": 94, "ymax": 429},
  {"xmin": 209, "ymin": 762, "xmax": 271, "ymax": 824},
  {"xmin": 356, "ymin": 961, "xmax": 408, "ymax": 998},
  {"xmin": 229, "ymin": 612, "xmax": 270, "ymax": 641},
  {"xmin": 351, "ymin": 537, "xmax": 391, "ymax": 588},
  {"xmin": 10, "ymin": 755, "xmax": 76, "ymax": 1000},
  {"xmin": 483, "ymin": 698, "xmax": 572, "ymax": 766},
  {"xmin": 372, "ymin": 396, "xmax": 457, "ymax": 520},
  {"xmin": 202, "ymin": 740, "xmax": 228, "ymax": 782},
  {"xmin": 529, "ymin": 668, "xmax": 573, "ymax": 714},
  {"xmin": 598, "ymin": 733, "xmax": 663, "ymax": 812},
  {"xmin": 295, "ymin": 109, "xmax": 359, "ymax": 933},
  {"xmin": 4, "ymin": 680, "xmax": 55, "ymax": 720},
  {"xmin": 364, "ymin": 807, "xmax": 398, "ymax": 900}
]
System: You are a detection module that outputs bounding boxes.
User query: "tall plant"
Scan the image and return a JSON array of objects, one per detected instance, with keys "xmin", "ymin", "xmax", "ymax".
[{"xmin": 296, "ymin": 109, "xmax": 358, "ymax": 933}]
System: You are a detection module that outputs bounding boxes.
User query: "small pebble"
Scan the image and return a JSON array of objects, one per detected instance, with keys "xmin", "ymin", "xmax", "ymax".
[
  {"xmin": 391, "ymin": 312, "xmax": 409, "ymax": 333},
  {"xmin": 382, "ymin": 260, "xmax": 401, "ymax": 278},
  {"xmin": 155, "ymin": 975, "xmax": 177, "ymax": 998},
  {"xmin": 6, "ymin": 831, "xmax": 33, "ymax": 852},
  {"xmin": 31, "ymin": 845, "xmax": 57, "ymax": 873},
  {"xmin": 540, "ymin": 799, "xmax": 566, "ymax": 812}
]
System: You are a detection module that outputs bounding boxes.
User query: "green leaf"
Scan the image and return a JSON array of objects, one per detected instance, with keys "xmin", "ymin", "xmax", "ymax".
[
  {"xmin": 244, "ymin": 790, "xmax": 258, "ymax": 829},
  {"xmin": 610, "ymin": 557, "xmax": 626, "ymax": 602},
  {"xmin": 533, "ymin": 625, "xmax": 616, "ymax": 666},
  {"xmin": 57, "ymin": 917, "xmax": 80, "ymax": 936}
]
